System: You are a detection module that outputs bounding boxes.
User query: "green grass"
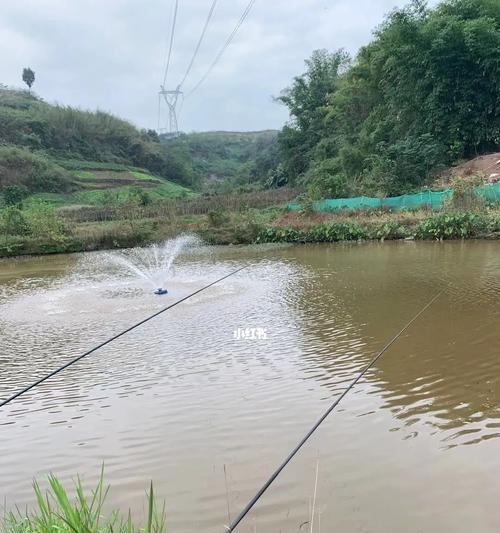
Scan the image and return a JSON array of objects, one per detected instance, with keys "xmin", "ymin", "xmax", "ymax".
[
  {"xmin": 31, "ymin": 181, "xmax": 195, "ymax": 207},
  {"xmin": 72, "ymin": 170, "xmax": 162, "ymax": 183},
  {"xmin": 54, "ymin": 159, "xmax": 150, "ymax": 173},
  {"xmin": 130, "ymin": 171, "xmax": 161, "ymax": 182},
  {"xmin": 1, "ymin": 470, "xmax": 166, "ymax": 533},
  {"xmin": 73, "ymin": 170, "xmax": 97, "ymax": 180}
]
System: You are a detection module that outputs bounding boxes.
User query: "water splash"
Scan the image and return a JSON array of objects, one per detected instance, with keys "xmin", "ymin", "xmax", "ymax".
[{"xmin": 96, "ymin": 235, "xmax": 202, "ymax": 292}]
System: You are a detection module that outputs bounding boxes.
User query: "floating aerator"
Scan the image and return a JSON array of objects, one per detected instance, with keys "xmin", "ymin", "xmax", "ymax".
[{"xmin": 154, "ymin": 288, "xmax": 168, "ymax": 295}]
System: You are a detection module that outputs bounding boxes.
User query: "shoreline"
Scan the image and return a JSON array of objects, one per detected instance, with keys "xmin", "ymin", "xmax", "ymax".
[{"xmin": 1, "ymin": 208, "xmax": 499, "ymax": 259}]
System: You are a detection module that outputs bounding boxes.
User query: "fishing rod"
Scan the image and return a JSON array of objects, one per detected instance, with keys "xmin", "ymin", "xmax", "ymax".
[
  {"xmin": 224, "ymin": 289, "xmax": 443, "ymax": 532},
  {"xmin": 0, "ymin": 266, "xmax": 247, "ymax": 410}
]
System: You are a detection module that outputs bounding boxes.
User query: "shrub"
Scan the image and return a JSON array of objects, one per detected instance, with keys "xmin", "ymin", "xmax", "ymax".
[
  {"xmin": 309, "ymin": 221, "xmax": 366, "ymax": 241},
  {"xmin": 0, "ymin": 145, "xmax": 70, "ymax": 193},
  {"xmin": 373, "ymin": 221, "xmax": 410, "ymax": 240},
  {"xmin": 416, "ymin": 213, "xmax": 489, "ymax": 239},
  {"xmin": 449, "ymin": 173, "xmax": 487, "ymax": 211},
  {"xmin": 304, "ymin": 158, "xmax": 348, "ymax": 198},
  {"xmin": 0, "ymin": 206, "xmax": 30, "ymax": 236},
  {"xmin": 207, "ymin": 208, "xmax": 230, "ymax": 227},
  {"xmin": 258, "ymin": 227, "xmax": 302, "ymax": 243},
  {"xmin": 23, "ymin": 200, "xmax": 68, "ymax": 240},
  {"xmin": 2, "ymin": 184, "xmax": 29, "ymax": 206}
]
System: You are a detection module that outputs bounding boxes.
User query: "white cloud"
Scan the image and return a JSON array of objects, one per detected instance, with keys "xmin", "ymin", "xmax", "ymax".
[{"xmin": 0, "ymin": 0, "xmax": 436, "ymax": 131}]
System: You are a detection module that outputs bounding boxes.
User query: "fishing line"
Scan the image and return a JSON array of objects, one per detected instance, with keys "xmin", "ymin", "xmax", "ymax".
[
  {"xmin": 0, "ymin": 266, "xmax": 247, "ymax": 410},
  {"xmin": 225, "ymin": 289, "xmax": 443, "ymax": 532}
]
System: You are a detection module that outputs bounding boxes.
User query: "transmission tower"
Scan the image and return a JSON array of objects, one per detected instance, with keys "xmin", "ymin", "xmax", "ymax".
[{"xmin": 158, "ymin": 85, "xmax": 182, "ymax": 136}]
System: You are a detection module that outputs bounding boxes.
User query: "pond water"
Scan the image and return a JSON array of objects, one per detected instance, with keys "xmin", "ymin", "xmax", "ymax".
[{"xmin": 0, "ymin": 241, "xmax": 499, "ymax": 532}]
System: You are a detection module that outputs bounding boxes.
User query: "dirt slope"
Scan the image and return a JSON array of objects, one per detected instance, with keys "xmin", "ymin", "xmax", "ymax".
[{"xmin": 436, "ymin": 152, "xmax": 500, "ymax": 187}]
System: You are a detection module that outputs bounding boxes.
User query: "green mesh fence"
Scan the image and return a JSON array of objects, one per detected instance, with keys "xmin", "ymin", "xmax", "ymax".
[{"xmin": 288, "ymin": 183, "xmax": 500, "ymax": 212}]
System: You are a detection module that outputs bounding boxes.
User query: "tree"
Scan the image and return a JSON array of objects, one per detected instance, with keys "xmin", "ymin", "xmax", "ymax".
[
  {"xmin": 2, "ymin": 185, "xmax": 29, "ymax": 206},
  {"xmin": 278, "ymin": 0, "xmax": 500, "ymax": 197},
  {"xmin": 22, "ymin": 68, "xmax": 35, "ymax": 92},
  {"xmin": 277, "ymin": 49, "xmax": 350, "ymax": 183}
]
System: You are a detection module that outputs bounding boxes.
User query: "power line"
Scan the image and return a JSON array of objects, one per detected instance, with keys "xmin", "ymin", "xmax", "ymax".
[
  {"xmin": 0, "ymin": 266, "xmax": 247, "ymax": 410},
  {"xmin": 224, "ymin": 290, "xmax": 443, "ymax": 532},
  {"xmin": 162, "ymin": 0, "xmax": 180, "ymax": 87},
  {"xmin": 187, "ymin": 0, "xmax": 257, "ymax": 97},
  {"xmin": 179, "ymin": 0, "xmax": 219, "ymax": 89}
]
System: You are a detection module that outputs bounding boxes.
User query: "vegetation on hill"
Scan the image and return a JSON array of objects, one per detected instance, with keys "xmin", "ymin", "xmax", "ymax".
[
  {"xmin": 2, "ymin": 0, "xmax": 500, "ymax": 259},
  {"xmin": 278, "ymin": 0, "xmax": 500, "ymax": 198},
  {"xmin": 162, "ymin": 130, "xmax": 281, "ymax": 192},
  {"xmin": 0, "ymin": 87, "xmax": 196, "ymax": 194}
]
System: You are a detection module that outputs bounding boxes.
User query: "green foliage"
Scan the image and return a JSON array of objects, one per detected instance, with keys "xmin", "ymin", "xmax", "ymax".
[
  {"xmin": 0, "ymin": 206, "xmax": 29, "ymax": 236},
  {"xmin": 259, "ymin": 210, "xmax": 498, "ymax": 244},
  {"xmin": 163, "ymin": 130, "xmax": 281, "ymax": 191},
  {"xmin": 1, "ymin": 470, "xmax": 166, "ymax": 533},
  {"xmin": 55, "ymin": 159, "xmax": 147, "ymax": 172},
  {"xmin": 265, "ymin": 163, "xmax": 288, "ymax": 188},
  {"xmin": 0, "ymin": 88, "xmax": 193, "ymax": 187},
  {"xmin": 31, "ymin": 180, "xmax": 193, "ymax": 207},
  {"xmin": 309, "ymin": 220, "xmax": 367, "ymax": 241},
  {"xmin": 259, "ymin": 221, "xmax": 367, "ymax": 243},
  {"xmin": 207, "ymin": 208, "xmax": 230, "ymax": 227},
  {"xmin": 279, "ymin": 0, "xmax": 500, "ymax": 197},
  {"xmin": 304, "ymin": 158, "xmax": 348, "ymax": 198},
  {"xmin": 416, "ymin": 212, "xmax": 489, "ymax": 238},
  {"xmin": 449, "ymin": 172, "xmax": 487, "ymax": 209},
  {"xmin": 129, "ymin": 187, "xmax": 153, "ymax": 206},
  {"xmin": 2, "ymin": 184, "xmax": 29, "ymax": 206},
  {"xmin": 374, "ymin": 221, "xmax": 410, "ymax": 240},
  {"xmin": 23, "ymin": 200, "xmax": 68, "ymax": 240},
  {"xmin": 0, "ymin": 145, "xmax": 70, "ymax": 193},
  {"xmin": 277, "ymin": 49, "xmax": 350, "ymax": 183},
  {"xmin": 259, "ymin": 226, "xmax": 302, "ymax": 243},
  {"xmin": 22, "ymin": 68, "xmax": 35, "ymax": 90}
]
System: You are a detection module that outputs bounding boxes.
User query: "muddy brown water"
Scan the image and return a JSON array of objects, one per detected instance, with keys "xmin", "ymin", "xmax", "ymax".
[{"xmin": 0, "ymin": 241, "xmax": 499, "ymax": 532}]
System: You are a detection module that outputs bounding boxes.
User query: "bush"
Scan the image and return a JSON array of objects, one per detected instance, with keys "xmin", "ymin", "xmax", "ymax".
[
  {"xmin": 259, "ymin": 220, "xmax": 367, "ymax": 243},
  {"xmin": 23, "ymin": 200, "xmax": 69, "ymax": 240},
  {"xmin": 416, "ymin": 212, "xmax": 489, "ymax": 239},
  {"xmin": 2, "ymin": 184, "xmax": 29, "ymax": 206},
  {"xmin": 304, "ymin": 158, "xmax": 348, "ymax": 198},
  {"xmin": 449, "ymin": 173, "xmax": 487, "ymax": 211},
  {"xmin": 372, "ymin": 221, "xmax": 410, "ymax": 240},
  {"xmin": 0, "ymin": 145, "xmax": 70, "ymax": 193},
  {"xmin": 207, "ymin": 208, "xmax": 230, "ymax": 227},
  {"xmin": 309, "ymin": 220, "xmax": 366, "ymax": 241},
  {"xmin": 258, "ymin": 227, "xmax": 302, "ymax": 243},
  {"xmin": 0, "ymin": 206, "xmax": 30, "ymax": 236}
]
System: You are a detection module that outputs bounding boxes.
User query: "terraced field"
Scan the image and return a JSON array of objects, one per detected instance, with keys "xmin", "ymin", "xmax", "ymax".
[{"xmin": 32, "ymin": 165, "xmax": 194, "ymax": 207}]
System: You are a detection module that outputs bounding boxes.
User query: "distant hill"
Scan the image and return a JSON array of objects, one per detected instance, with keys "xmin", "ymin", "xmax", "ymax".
[
  {"xmin": 161, "ymin": 130, "xmax": 280, "ymax": 191},
  {"xmin": 0, "ymin": 87, "xmax": 194, "ymax": 206}
]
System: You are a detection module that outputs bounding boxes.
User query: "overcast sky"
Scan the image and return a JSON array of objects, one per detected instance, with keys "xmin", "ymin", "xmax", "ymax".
[{"xmin": 1, "ymin": 0, "xmax": 433, "ymax": 133}]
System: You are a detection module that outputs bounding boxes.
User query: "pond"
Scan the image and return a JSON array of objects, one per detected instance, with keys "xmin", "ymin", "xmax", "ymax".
[{"xmin": 0, "ymin": 240, "xmax": 499, "ymax": 532}]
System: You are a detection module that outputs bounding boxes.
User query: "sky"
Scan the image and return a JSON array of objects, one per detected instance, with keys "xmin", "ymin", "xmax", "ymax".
[{"xmin": 1, "ymin": 0, "xmax": 432, "ymax": 133}]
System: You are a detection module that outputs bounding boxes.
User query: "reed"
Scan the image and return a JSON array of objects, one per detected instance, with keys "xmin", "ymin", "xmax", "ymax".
[{"xmin": 1, "ymin": 470, "xmax": 166, "ymax": 533}]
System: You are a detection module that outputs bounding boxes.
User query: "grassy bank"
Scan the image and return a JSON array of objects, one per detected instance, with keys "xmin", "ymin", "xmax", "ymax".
[
  {"xmin": 259, "ymin": 209, "xmax": 500, "ymax": 243},
  {"xmin": 1, "ymin": 471, "xmax": 165, "ymax": 533},
  {"xmin": 0, "ymin": 189, "xmax": 297, "ymax": 257},
  {"xmin": 2, "ymin": 204, "xmax": 499, "ymax": 259}
]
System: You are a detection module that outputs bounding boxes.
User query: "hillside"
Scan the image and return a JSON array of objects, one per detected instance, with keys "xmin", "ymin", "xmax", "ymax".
[
  {"xmin": 161, "ymin": 130, "xmax": 280, "ymax": 191},
  {"xmin": 278, "ymin": 0, "xmax": 500, "ymax": 198},
  {"xmin": 0, "ymin": 87, "xmax": 194, "ymax": 206}
]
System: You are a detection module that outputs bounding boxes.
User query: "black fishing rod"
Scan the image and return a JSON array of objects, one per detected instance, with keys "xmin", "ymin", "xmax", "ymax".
[
  {"xmin": 0, "ymin": 266, "xmax": 247, "ymax": 410},
  {"xmin": 225, "ymin": 290, "xmax": 443, "ymax": 532}
]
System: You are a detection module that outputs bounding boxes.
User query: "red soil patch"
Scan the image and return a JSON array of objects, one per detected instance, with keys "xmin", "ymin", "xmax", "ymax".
[{"xmin": 436, "ymin": 152, "xmax": 500, "ymax": 187}]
